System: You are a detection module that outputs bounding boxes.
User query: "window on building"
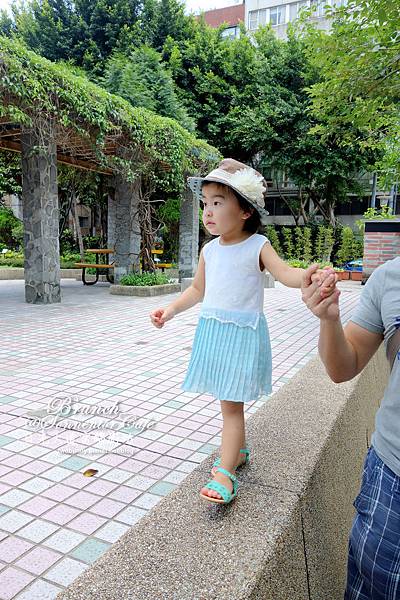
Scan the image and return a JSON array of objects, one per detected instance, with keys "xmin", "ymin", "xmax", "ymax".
[
  {"xmin": 221, "ymin": 25, "xmax": 240, "ymax": 39},
  {"xmin": 311, "ymin": 0, "xmax": 330, "ymax": 16},
  {"xmin": 289, "ymin": 1, "xmax": 309, "ymax": 21},
  {"xmin": 269, "ymin": 5, "xmax": 286, "ymax": 25},
  {"xmin": 248, "ymin": 8, "xmax": 267, "ymax": 30}
]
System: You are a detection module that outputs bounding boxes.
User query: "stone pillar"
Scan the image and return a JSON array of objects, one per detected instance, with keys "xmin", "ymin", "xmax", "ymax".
[
  {"xmin": 20, "ymin": 119, "xmax": 61, "ymax": 304},
  {"xmin": 179, "ymin": 185, "xmax": 199, "ymax": 281},
  {"xmin": 113, "ymin": 173, "xmax": 141, "ymax": 283},
  {"xmin": 107, "ymin": 186, "xmax": 116, "ymax": 262}
]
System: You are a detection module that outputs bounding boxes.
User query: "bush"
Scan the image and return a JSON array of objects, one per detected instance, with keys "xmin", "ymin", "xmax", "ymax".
[
  {"xmin": 265, "ymin": 225, "xmax": 283, "ymax": 256},
  {"xmin": 282, "ymin": 227, "xmax": 294, "ymax": 259},
  {"xmin": 0, "ymin": 249, "xmax": 24, "ymax": 267},
  {"xmin": 336, "ymin": 226, "xmax": 357, "ymax": 265},
  {"xmin": 0, "ymin": 207, "xmax": 22, "ymax": 249},
  {"xmin": 313, "ymin": 225, "xmax": 334, "ymax": 263},
  {"xmin": 286, "ymin": 258, "xmax": 310, "ymax": 268},
  {"xmin": 294, "ymin": 227, "xmax": 304, "ymax": 260},
  {"xmin": 120, "ymin": 272, "xmax": 170, "ymax": 286},
  {"xmin": 303, "ymin": 227, "xmax": 313, "ymax": 263}
]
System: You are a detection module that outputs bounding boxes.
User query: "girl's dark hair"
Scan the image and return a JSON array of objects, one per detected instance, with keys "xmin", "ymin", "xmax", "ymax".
[{"xmin": 201, "ymin": 181, "xmax": 262, "ymax": 233}]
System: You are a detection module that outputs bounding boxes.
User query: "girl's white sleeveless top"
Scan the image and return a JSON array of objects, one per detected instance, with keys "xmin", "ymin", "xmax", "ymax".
[{"xmin": 200, "ymin": 233, "xmax": 270, "ymax": 329}]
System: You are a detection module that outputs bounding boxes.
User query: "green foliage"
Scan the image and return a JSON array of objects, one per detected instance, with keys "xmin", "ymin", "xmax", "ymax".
[
  {"xmin": 0, "ymin": 36, "xmax": 220, "ymax": 191},
  {"xmin": 282, "ymin": 227, "xmax": 294, "ymax": 259},
  {"xmin": 0, "ymin": 249, "xmax": 24, "ymax": 266},
  {"xmin": 313, "ymin": 225, "xmax": 334, "ymax": 262},
  {"xmin": 301, "ymin": 0, "xmax": 400, "ymax": 185},
  {"xmin": 355, "ymin": 205, "xmax": 396, "ymax": 233},
  {"xmin": 294, "ymin": 226, "xmax": 303, "ymax": 259},
  {"xmin": 0, "ymin": 151, "xmax": 22, "ymax": 196},
  {"xmin": 286, "ymin": 258, "xmax": 309, "ymax": 268},
  {"xmin": 335, "ymin": 226, "xmax": 359, "ymax": 265},
  {"xmin": 102, "ymin": 46, "xmax": 194, "ymax": 130},
  {"xmin": 0, "ymin": 207, "xmax": 22, "ymax": 249},
  {"xmin": 265, "ymin": 224, "xmax": 283, "ymax": 256},
  {"xmin": 157, "ymin": 198, "xmax": 180, "ymax": 223},
  {"xmin": 120, "ymin": 271, "xmax": 170, "ymax": 286},
  {"xmin": 302, "ymin": 226, "xmax": 313, "ymax": 263}
]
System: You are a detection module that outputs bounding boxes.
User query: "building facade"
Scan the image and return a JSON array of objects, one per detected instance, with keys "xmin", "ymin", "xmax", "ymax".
[
  {"xmin": 201, "ymin": 2, "xmax": 245, "ymax": 38},
  {"xmin": 246, "ymin": 0, "xmax": 347, "ymax": 40}
]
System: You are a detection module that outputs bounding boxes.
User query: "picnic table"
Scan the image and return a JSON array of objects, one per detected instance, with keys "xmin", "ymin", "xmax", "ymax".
[
  {"xmin": 150, "ymin": 248, "xmax": 173, "ymax": 272},
  {"xmin": 75, "ymin": 249, "xmax": 114, "ymax": 285}
]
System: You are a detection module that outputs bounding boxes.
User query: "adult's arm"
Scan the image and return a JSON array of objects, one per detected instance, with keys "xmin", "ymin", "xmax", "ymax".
[{"xmin": 301, "ymin": 263, "xmax": 385, "ymax": 383}]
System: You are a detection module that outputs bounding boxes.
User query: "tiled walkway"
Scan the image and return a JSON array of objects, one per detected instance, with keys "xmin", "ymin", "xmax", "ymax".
[{"xmin": 0, "ymin": 278, "xmax": 362, "ymax": 599}]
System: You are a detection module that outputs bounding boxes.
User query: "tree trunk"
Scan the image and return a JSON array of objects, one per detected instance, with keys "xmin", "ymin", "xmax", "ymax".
[{"xmin": 72, "ymin": 191, "xmax": 85, "ymax": 260}]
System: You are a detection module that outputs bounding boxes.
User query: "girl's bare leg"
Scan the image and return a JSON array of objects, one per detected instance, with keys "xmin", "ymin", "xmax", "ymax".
[{"xmin": 201, "ymin": 400, "xmax": 245, "ymax": 500}]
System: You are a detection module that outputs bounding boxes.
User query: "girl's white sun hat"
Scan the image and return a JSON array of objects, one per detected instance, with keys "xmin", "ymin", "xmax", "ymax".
[{"xmin": 187, "ymin": 158, "xmax": 269, "ymax": 225}]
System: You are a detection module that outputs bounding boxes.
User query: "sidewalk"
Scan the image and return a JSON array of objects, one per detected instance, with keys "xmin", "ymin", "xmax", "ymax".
[{"xmin": 0, "ymin": 278, "xmax": 362, "ymax": 599}]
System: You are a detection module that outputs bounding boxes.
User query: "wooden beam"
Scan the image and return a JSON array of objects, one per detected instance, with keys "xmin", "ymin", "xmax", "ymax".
[
  {"xmin": 0, "ymin": 139, "xmax": 112, "ymax": 175},
  {"xmin": 0, "ymin": 128, "xmax": 21, "ymax": 138}
]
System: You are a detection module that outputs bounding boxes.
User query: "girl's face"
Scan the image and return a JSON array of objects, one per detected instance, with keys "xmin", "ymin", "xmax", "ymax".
[{"xmin": 201, "ymin": 183, "xmax": 252, "ymax": 236}]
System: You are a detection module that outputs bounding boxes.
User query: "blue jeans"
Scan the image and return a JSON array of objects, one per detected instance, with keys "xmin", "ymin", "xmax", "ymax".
[{"xmin": 344, "ymin": 445, "xmax": 400, "ymax": 599}]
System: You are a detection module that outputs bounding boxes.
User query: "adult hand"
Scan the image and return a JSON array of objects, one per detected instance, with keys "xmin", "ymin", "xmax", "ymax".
[{"xmin": 301, "ymin": 264, "xmax": 341, "ymax": 321}]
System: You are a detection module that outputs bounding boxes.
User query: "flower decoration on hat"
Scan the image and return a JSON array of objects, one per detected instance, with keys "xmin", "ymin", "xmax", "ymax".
[{"xmin": 230, "ymin": 168, "xmax": 266, "ymax": 208}]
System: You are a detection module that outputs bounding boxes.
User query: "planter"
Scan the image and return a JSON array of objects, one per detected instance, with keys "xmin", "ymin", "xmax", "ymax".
[
  {"xmin": 110, "ymin": 283, "xmax": 180, "ymax": 297},
  {"xmin": 337, "ymin": 271, "xmax": 350, "ymax": 280},
  {"xmin": 350, "ymin": 271, "xmax": 363, "ymax": 281}
]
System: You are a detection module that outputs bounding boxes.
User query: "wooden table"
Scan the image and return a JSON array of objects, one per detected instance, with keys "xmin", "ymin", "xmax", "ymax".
[{"xmin": 75, "ymin": 249, "xmax": 114, "ymax": 285}]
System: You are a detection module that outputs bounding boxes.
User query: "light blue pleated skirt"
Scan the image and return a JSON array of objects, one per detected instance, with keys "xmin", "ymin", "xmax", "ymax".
[{"xmin": 181, "ymin": 314, "xmax": 273, "ymax": 403}]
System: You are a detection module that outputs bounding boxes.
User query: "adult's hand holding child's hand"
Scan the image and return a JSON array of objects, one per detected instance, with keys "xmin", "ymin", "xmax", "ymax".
[
  {"xmin": 302, "ymin": 264, "xmax": 341, "ymax": 321},
  {"xmin": 149, "ymin": 306, "xmax": 176, "ymax": 329}
]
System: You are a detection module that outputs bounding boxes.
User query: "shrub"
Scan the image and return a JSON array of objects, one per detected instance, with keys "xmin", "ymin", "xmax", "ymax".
[
  {"xmin": 294, "ymin": 226, "xmax": 304, "ymax": 260},
  {"xmin": 286, "ymin": 258, "xmax": 310, "ymax": 268},
  {"xmin": 120, "ymin": 272, "xmax": 170, "ymax": 286},
  {"xmin": 336, "ymin": 226, "xmax": 356, "ymax": 265},
  {"xmin": 302, "ymin": 227, "xmax": 313, "ymax": 263},
  {"xmin": 0, "ymin": 208, "xmax": 22, "ymax": 249},
  {"xmin": 313, "ymin": 225, "xmax": 334, "ymax": 263},
  {"xmin": 282, "ymin": 227, "xmax": 294, "ymax": 259},
  {"xmin": 265, "ymin": 225, "xmax": 283, "ymax": 256}
]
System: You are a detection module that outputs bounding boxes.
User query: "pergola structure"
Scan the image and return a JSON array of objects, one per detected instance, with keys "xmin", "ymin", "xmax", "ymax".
[{"xmin": 0, "ymin": 38, "xmax": 219, "ymax": 304}]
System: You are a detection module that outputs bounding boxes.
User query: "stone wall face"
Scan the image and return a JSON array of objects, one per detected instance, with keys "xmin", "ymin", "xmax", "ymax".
[
  {"xmin": 363, "ymin": 220, "xmax": 400, "ymax": 279},
  {"xmin": 179, "ymin": 187, "xmax": 199, "ymax": 280},
  {"xmin": 20, "ymin": 121, "xmax": 61, "ymax": 304}
]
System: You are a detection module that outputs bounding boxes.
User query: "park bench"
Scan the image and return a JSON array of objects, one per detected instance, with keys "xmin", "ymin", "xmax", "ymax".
[{"xmin": 150, "ymin": 248, "xmax": 173, "ymax": 272}]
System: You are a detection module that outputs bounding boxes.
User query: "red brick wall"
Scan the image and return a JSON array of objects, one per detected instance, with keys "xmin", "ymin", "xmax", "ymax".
[
  {"xmin": 363, "ymin": 224, "xmax": 400, "ymax": 279},
  {"xmin": 201, "ymin": 4, "xmax": 245, "ymax": 28}
]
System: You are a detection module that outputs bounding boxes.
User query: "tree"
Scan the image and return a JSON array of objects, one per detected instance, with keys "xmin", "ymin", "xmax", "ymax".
[
  {"xmin": 300, "ymin": 0, "xmax": 400, "ymax": 186},
  {"xmin": 102, "ymin": 45, "xmax": 195, "ymax": 129}
]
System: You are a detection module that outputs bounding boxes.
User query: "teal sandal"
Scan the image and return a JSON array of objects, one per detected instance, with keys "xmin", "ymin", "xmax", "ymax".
[
  {"xmin": 211, "ymin": 447, "xmax": 250, "ymax": 476},
  {"xmin": 200, "ymin": 467, "xmax": 238, "ymax": 505}
]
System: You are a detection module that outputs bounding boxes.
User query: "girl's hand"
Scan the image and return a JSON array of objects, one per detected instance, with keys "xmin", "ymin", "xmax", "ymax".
[
  {"xmin": 310, "ymin": 266, "xmax": 339, "ymax": 298},
  {"xmin": 302, "ymin": 264, "xmax": 341, "ymax": 321},
  {"xmin": 149, "ymin": 306, "xmax": 176, "ymax": 329}
]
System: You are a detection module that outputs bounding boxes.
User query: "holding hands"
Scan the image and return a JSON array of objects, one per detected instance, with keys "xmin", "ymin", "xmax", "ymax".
[{"xmin": 303, "ymin": 264, "xmax": 341, "ymax": 321}]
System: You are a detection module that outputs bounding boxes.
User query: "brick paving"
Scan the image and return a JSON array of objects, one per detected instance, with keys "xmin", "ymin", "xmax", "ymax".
[{"xmin": 0, "ymin": 277, "xmax": 362, "ymax": 598}]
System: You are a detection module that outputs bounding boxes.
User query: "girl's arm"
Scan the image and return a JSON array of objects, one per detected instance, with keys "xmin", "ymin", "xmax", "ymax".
[
  {"xmin": 260, "ymin": 242, "xmax": 333, "ymax": 289},
  {"xmin": 150, "ymin": 250, "xmax": 205, "ymax": 328},
  {"xmin": 168, "ymin": 250, "xmax": 206, "ymax": 315}
]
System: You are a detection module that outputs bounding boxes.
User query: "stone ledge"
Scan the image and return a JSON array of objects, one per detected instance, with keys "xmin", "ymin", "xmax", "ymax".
[
  {"xmin": 57, "ymin": 346, "xmax": 388, "ymax": 600},
  {"xmin": 110, "ymin": 283, "xmax": 181, "ymax": 296},
  {"xmin": 0, "ymin": 268, "xmax": 81, "ymax": 280}
]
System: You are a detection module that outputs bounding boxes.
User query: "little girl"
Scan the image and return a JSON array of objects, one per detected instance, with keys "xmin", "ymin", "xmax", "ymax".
[{"xmin": 150, "ymin": 158, "xmax": 338, "ymax": 505}]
